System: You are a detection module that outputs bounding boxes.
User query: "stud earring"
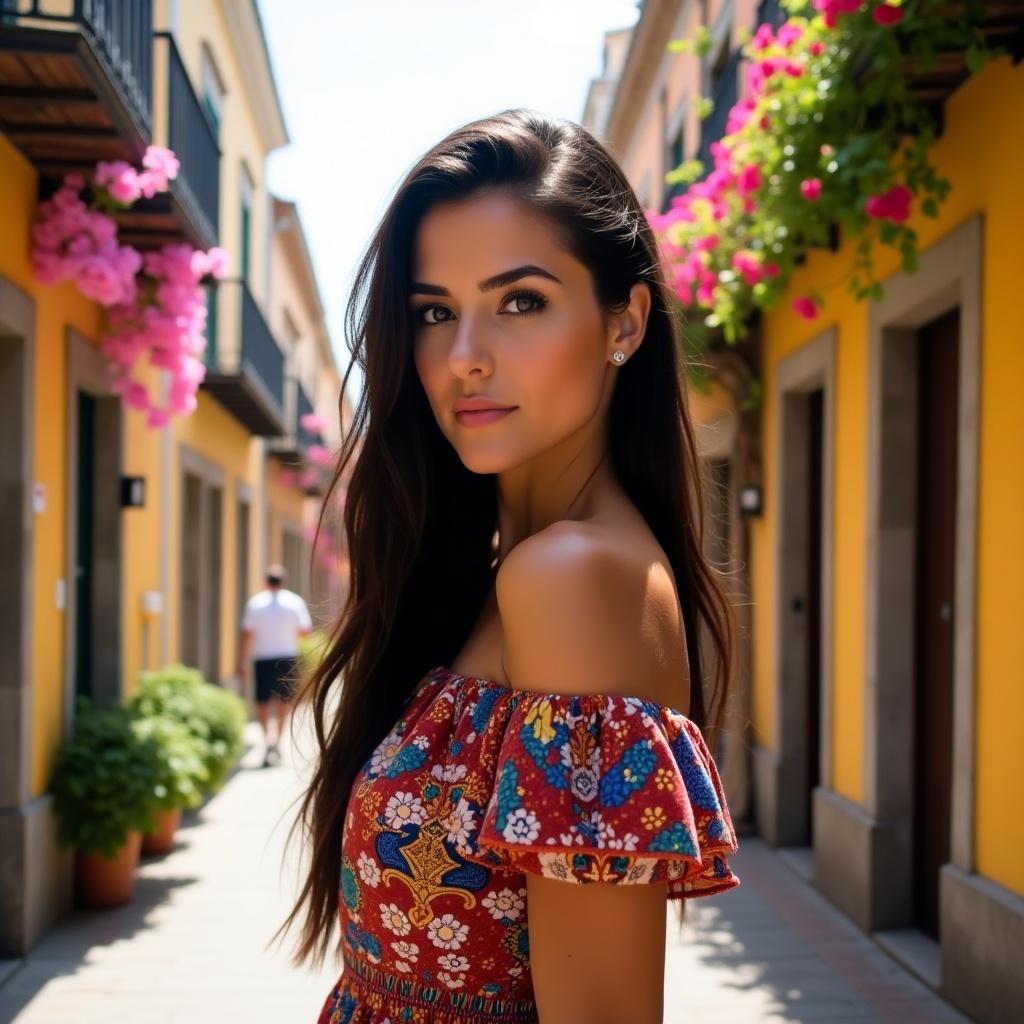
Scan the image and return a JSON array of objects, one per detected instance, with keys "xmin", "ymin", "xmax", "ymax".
[{"xmin": 611, "ymin": 350, "xmax": 626, "ymax": 364}]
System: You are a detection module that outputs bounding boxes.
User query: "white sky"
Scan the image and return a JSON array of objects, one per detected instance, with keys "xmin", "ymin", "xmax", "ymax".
[{"xmin": 257, "ymin": 0, "xmax": 641, "ymax": 405}]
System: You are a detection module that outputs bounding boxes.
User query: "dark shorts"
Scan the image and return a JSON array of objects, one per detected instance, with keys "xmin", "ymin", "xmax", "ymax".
[{"xmin": 254, "ymin": 655, "xmax": 300, "ymax": 704}]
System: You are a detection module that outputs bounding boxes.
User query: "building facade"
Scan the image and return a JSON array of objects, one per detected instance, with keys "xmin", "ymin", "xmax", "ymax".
[
  {"xmin": 0, "ymin": 0, "xmax": 348, "ymax": 956},
  {"xmin": 584, "ymin": 2, "xmax": 1024, "ymax": 1020}
]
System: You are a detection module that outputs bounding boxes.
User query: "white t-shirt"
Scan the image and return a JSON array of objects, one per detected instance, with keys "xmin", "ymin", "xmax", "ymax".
[{"xmin": 241, "ymin": 588, "xmax": 312, "ymax": 659}]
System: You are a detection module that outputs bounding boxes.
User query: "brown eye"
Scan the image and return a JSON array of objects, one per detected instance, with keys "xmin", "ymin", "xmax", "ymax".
[
  {"xmin": 417, "ymin": 304, "xmax": 454, "ymax": 325},
  {"xmin": 499, "ymin": 289, "xmax": 548, "ymax": 316}
]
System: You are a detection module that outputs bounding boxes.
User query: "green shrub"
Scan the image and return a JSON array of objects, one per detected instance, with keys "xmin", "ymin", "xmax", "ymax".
[
  {"xmin": 129, "ymin": 664, "xmax": 246, "ymax": 796},
  {"xmin": 129, "ymin": 713, "xmax": 209, "ymax": 811},
  {"xmin": 49, "ymin": 698, "xmax": 164, "ymax": 857}
]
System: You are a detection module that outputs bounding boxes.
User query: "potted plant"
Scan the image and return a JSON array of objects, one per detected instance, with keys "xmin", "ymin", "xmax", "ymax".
[
  {"xmin": 130, "ymin": 664, "xmax": 247, "ymax": 800},
  {"xmin": 49, "ymin": 697, "xmax": 166, "ymax": 907},
  {"xmin": 132, "ymin": 713, "xmax": 209, "ymax": 855}
]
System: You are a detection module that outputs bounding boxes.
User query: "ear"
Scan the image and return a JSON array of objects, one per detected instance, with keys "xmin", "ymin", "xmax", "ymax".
[{"xmin": 606, "ymin": 282, "xmax": 651, "ymax": 361}]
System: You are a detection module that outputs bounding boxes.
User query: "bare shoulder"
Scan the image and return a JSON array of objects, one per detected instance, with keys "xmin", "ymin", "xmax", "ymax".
[{"xmin": 495, "ymin": 520, "xmax": 688, "ymax": 707}]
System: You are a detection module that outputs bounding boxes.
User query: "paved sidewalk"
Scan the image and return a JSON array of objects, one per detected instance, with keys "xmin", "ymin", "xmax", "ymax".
[
  {"xmin": 0, "ymin": 718, "xmax": 339, "ymax": 1023},
  {"xmin": 665, "ymin": 842, "xmax": 970, "ymax": 1023},
  {"xmin": 0, "ymin": 712, "xmax": 971, "ymax": 1023}
]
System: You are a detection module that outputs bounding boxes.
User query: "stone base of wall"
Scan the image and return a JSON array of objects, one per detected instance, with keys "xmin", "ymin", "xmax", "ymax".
[
  {"xmin": 941, "ymin": 864, "xmax": 1024, "ymax": 1023},
  {"xmin": 0, "ymin": 793, "xmax": 73, "ymax": 956},
  {"xmin": 812, "ymin": 786, "xmax": 912, "ymax": 932}
]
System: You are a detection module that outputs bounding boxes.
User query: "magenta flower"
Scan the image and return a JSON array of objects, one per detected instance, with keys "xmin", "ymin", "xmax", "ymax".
[
  {"xmin": 738, "ymin": 164, "xmax": 762, "ymax": 196},
  {"xmin": 793, "ymin": 296, "xmax": 820, "ymax": 319},
  {"xmin": 800, "ymin": 178, "xmax": 823, "ymax": 201},
  {"xmin": 865, "ymin": 184, "xmax": 912, "ymax": 222},
  {"xmin": 872, "ymin": 3, "xmax": 902, "ymax": 26},
  {"xmin": 776, "ymin": 23, "xmax": 804, "ymax": 48},
  {"xmin": 733, "ymin": 251, "xmax": 764, "ymax": 286},
  {"xmin": 752, "ymin": 24, "xmax": 775, "ymax": 52}
]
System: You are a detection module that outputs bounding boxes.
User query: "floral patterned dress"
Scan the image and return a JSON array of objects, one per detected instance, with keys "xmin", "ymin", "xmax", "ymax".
[{"xmin": 317, "ymin": 664, "xmax": 740, "ymax": 1024}]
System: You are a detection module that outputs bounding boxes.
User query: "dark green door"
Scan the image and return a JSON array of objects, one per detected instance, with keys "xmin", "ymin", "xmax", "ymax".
[{"xmin": 74, "ymin": 391, "xmax": 95, "ymax": 699}]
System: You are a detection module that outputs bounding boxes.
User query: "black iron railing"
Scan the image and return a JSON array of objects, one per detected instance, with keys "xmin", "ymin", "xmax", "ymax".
[
  {"xmin": 698, "ymin": 47, "xmax": 742, "ymax": 173},
  {"xmin": 756, "ymin": 0, "xmax": 787, "ymax": 31},
  {"xmin": 238, "ymin": 281, "xmax": 285, "ymax": 417},
  {"xmin": 296, "ymin": 383, "xmax": 323, "ymax": 448},
  {"xmin": 157, "ymin": 31, "xmax": 219, "ymax": 245},
  {"xmin": 0, "ymin": 0, "xmax": 153, "ymax": 136}
]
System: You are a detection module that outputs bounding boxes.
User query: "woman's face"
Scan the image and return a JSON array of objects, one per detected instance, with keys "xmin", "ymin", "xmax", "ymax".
[{"xmin": 410, "ymin": 190, "xmax": 646, "ymax": 475}]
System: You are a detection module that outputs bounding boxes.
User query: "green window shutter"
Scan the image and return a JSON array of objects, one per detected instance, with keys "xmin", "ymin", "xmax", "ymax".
[{"xmin": 240, "ymin": 199, "xmax": 251, "ymax": 283}]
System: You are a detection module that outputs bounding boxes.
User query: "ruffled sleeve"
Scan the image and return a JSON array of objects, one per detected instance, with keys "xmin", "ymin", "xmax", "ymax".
[{"xmin": 440, "ymin": 672, "xmax": 740, "ymax": 899}]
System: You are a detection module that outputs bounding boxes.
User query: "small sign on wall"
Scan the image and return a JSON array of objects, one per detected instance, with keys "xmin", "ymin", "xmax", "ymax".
[{"xmin": 33, "ymin": 481, "xmax": 46, "ymax": 514}]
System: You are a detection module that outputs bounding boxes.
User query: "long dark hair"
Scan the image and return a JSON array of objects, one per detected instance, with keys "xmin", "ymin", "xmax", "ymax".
[{"xmin": 273, "ymin": 108, "xmax": 737, "ymax": 969}]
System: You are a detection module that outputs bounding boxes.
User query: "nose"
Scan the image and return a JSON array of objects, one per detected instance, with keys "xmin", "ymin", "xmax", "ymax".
[{"xmin": 447, "ymin": 315, "xmax": 493, "ymax": 377}]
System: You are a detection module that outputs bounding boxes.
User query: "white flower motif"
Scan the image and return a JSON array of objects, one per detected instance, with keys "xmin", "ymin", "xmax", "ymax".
[
  {"xmin": 379, "ymin": 902, "xmax": 411, "ymax": 936},
  {"xmin": 384, "ymin": 791, "xmax": 426, "ymax": 829},
  {"xmin": 412, "ymin": 734, "xmax": 431, "ymax": 750},
  {"xmin": 442, "ymin": 796, "xmax": 476, "ymax": 847},
  {"xmin": 502, "ymin": 807, "xmax": 540, "ymax": 844},
  {"xmin": 357, "ymin": 851, "xmax": 381, "ymax": 887},
  {"xmin": 508, "ymin": 964, "xmax": 524, "ymax": 978},
  {"xmin": 369, "ymin": 731, "xmax": 403, "ymax": 775},
  {"xmin": 569, "ymin": 766, "xmax": 598, "ymax": 803},
  {"xmin": 437, "ymin": 971, "xmax": 465, "ymax": 989},
  {"xmin": 430, "ymin": 763, "xmax": 468, "ymax": 783},
  {"xmin": 437, "ymin": 953, "xmax": 470, "ymax": 972},
  {"xmin": 482, "ymin": 887, "xmax": 526, "ymax": 922},
  {"xmin": 606, "ymin": 831, "xmax": 640, "ymax": 851},
  {"xmin": 428, "ymin": 913, "xmax": 468, "ymax": 949},
  {"xmin": 466, "ymin": 730, "xmax": 477, "ymax": 744},
  {"xmin": 394, "ymin": 959, "xmax": 413, "ymax": 973},
  {"xmin": 391, "ymin": 940, "xmax": 419, "ymax": 962}
]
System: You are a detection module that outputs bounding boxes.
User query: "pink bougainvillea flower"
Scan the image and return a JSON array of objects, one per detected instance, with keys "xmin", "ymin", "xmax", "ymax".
[
  {"xmin": 872, "ymin": 3, "xmax": 903, "ymax": 26},
  {"xmin": 777, "ymin": 23, "xmax": 804, "ymax": 49},
  {"xmin": 737, "ymin": 163, "xmax": 761, "ymax": 197},
  {"xmin": 809, "ymin": 40, "xmax": 826, "ymax": 56},
  {"xmin": 765, "ymin": 262, "xmax": 781, "ymax": 278},
  {"xmin": 306, "ymin": 443, "xmax": 333, "ymax": 467},
  {"xmin": 300, "ymin": 411, "xmax": 329, "ymax": 434},
  {"xmin": 733, "ymin": 250, "xmax": 764, "ymax": 286},
  {"xmin": 752, "ymin": 23, "xmax": 775, "ymax": 52},
  {"xmin": 865, "ymin": 183, "xmax": 912, "ymax": 222},
  {"xmin": 94, "ymin": 160, "xmax": 142, "ymax": 204},
  {"xmin": 793, "ymin": 296, "xmax": 820, "ymax": 319},
  {"xmin": 800, "ymin": 178, "xmax": 823, "ymax": 201}
]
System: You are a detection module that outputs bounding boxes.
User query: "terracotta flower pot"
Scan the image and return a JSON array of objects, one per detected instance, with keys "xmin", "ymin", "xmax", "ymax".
[
  {"xmin": 76, "ymin": 829, "xmax": 142, "ymax": 908},
  {"xmin": 141, "ymin": 806, "xmax": 182, "ymax": 856}
]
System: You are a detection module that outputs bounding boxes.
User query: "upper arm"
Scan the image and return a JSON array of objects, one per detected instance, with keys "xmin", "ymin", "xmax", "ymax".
[{"xmin": 494, "ymin": 523, "xmax": 672, "ymax": 1023}]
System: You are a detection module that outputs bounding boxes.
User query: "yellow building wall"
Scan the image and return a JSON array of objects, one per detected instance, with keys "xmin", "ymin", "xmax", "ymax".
[
  {"xmin": 167, "ymin": 392, "xmax": 261, "ymax": 684},
  {"xmin": 0, "ymin": 136, "xmax": 167, "ymax": 795},
  {"xmin": 756, "ymin": 57, "xmax": 1024, "ymax": 893}
]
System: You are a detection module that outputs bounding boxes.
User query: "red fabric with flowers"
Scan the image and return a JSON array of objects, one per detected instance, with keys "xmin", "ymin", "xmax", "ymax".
[{"xmin": 317, "ymin": 664, "xmax": 739, "ymax": 1023}]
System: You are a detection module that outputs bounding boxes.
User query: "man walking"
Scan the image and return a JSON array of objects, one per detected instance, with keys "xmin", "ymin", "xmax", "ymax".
[{"xmin": 237, "ymin": 563, "xmax": 313, "ymax": 767}]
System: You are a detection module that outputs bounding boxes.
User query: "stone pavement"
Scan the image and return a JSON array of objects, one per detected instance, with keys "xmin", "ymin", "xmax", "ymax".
[{"xmin": 0, "ymin": 711, "xmax": 971, "ymax": 1023}]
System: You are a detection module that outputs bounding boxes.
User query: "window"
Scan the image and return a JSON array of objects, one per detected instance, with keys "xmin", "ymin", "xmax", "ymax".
[{"xmin": 240, "ymin": 164, "xmax": 254, "ymax": 283}]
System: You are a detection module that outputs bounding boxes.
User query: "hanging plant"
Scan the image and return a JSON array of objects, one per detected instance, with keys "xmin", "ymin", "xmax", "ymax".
[
  {"xmin": 650, "ymin": 0, "xmax": 1008, "ymax": 377},
  {"xmin": 29, "ymin": 146, "xmax": 228, "ymax": 428}
]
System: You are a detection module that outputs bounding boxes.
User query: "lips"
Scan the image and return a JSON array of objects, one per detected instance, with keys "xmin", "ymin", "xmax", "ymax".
[{"xmin": 455, "ymin": 407, "xmax": 516, "ymax": 427}]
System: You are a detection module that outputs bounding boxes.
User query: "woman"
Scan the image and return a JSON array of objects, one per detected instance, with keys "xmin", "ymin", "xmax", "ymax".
[{"xmin": 277, "ymin": 108, "xmax": 741, "ymax": 1024}]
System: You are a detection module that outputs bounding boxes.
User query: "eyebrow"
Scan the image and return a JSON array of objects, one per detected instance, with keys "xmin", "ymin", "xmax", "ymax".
[{"xmin": 409, "ymin": 264, "xmax": 562, "ymax": 297}]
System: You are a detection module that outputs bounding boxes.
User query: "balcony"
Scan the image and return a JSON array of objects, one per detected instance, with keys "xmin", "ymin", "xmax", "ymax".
[
  {"xmin": 697, "ymin": 46, "xmax": 742, "ymax": 175},
  {"xmin": 0, "ymin": 0, "xmax": 153, "ymax": 172},
  {"xmin": 200, "ymin": 279, "xmax": 286, "ymax": 436},
  {"xmin": 118, "ymin": 31, "xmax": 220, "ymax": 250},
  {"xmin": 268, "ymin": 379, "xmax": 323, "ymax": 464}
]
